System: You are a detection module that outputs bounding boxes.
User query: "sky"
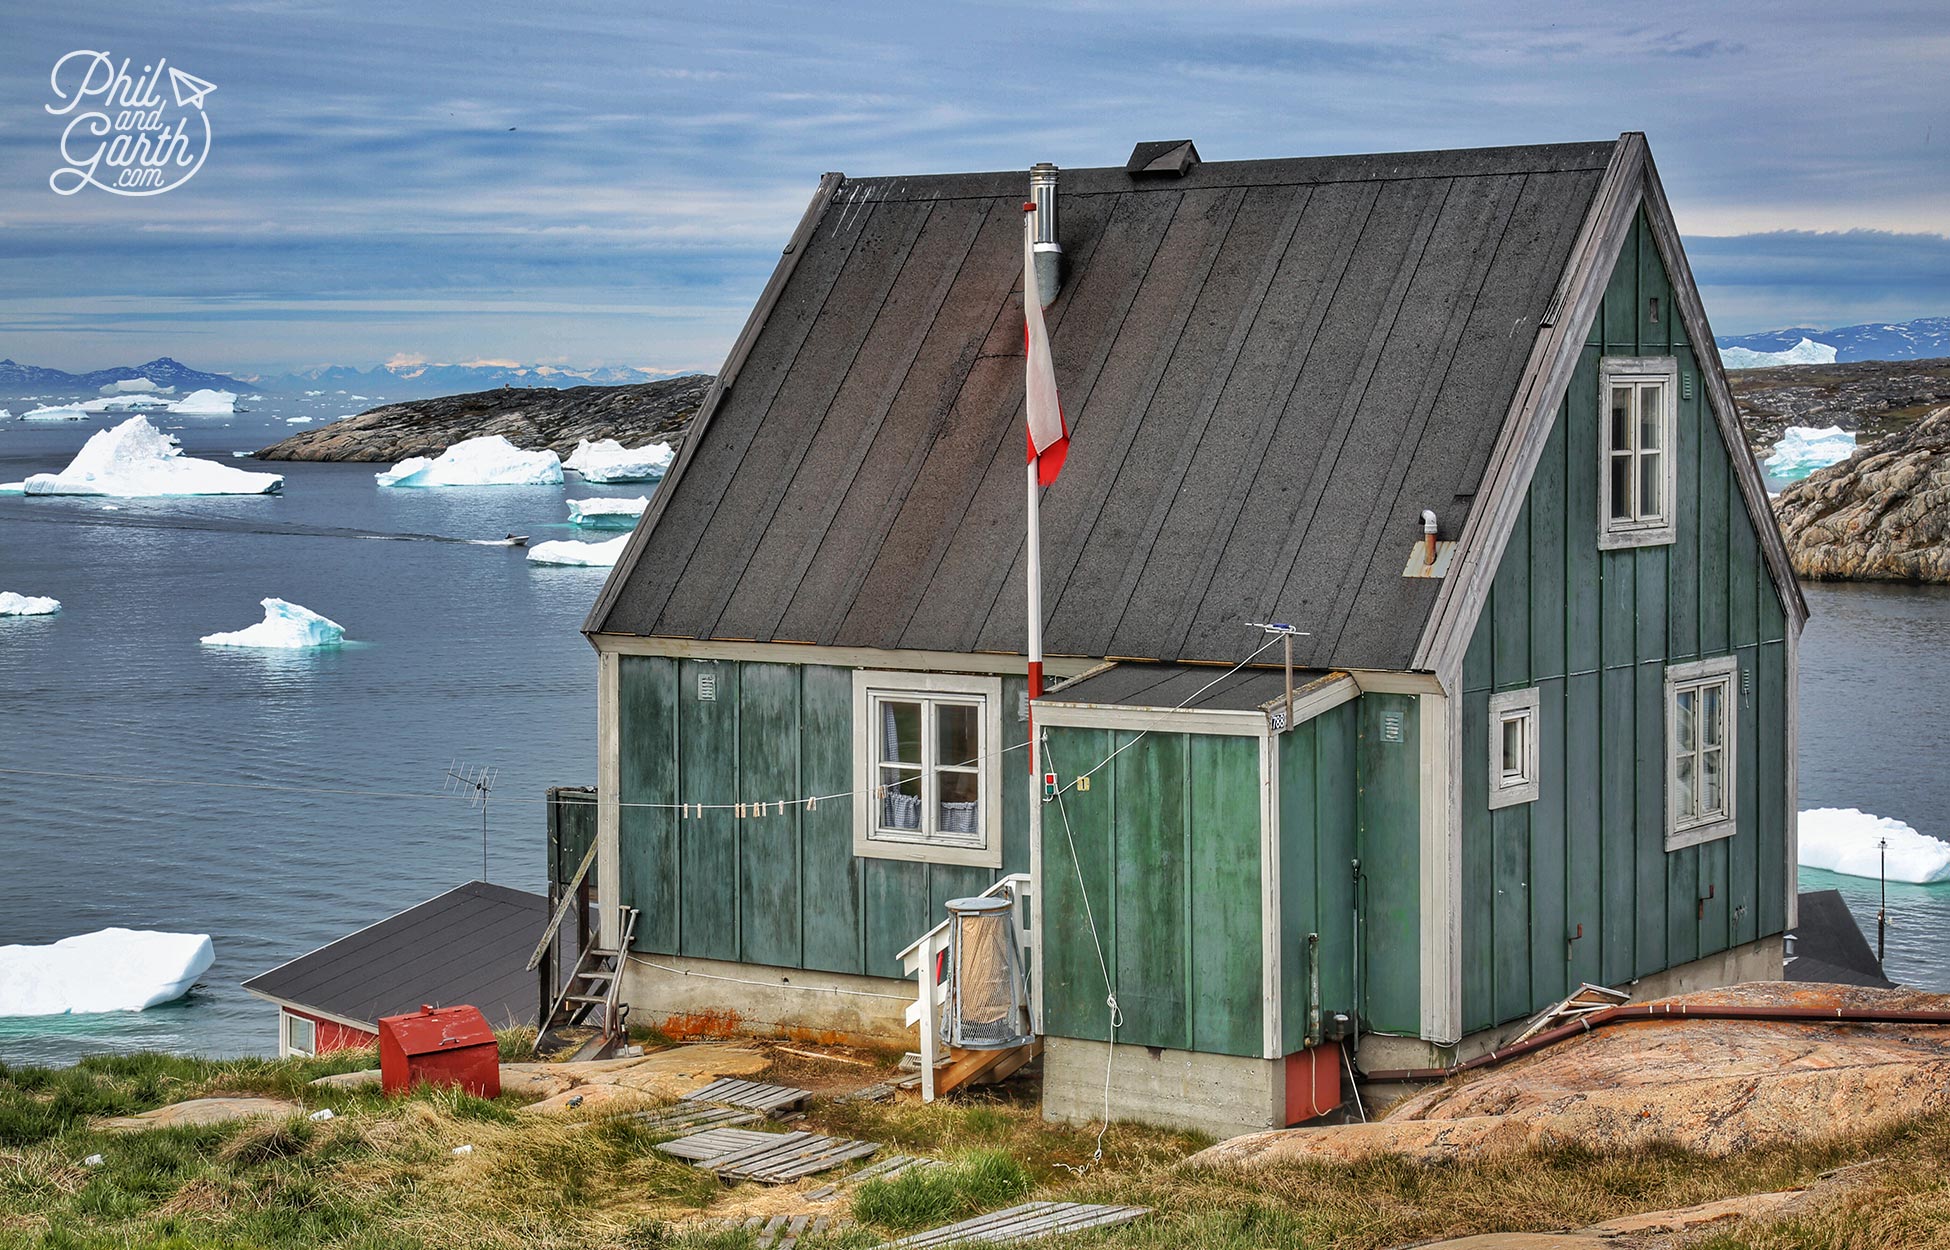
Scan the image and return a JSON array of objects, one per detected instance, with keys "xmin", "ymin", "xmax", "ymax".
[{"xmin": 0, "ymin": 0, "xmax": 1944, "ymax": 376}]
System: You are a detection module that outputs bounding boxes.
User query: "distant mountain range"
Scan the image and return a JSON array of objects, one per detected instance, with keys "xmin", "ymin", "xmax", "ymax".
[
  {"xmin": 0, "ymin": 356, "xmax": 677, "ymax": 399},
  {"xmin": 263, "ymin": 361, "xmax": 675, "ymax": 399},
  {"xmin": 0, "ymin": 356, "xmax": 249, "ymax": 394},
  {"xmin": 1717, "ymin": 317, "xmax": 1950, "ymax": 365}
]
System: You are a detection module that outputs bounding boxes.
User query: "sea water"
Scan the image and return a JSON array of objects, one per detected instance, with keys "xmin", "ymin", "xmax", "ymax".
[{"xmin": 1, "ymin": 410, "xmax": 1946, "ymax": 1065}]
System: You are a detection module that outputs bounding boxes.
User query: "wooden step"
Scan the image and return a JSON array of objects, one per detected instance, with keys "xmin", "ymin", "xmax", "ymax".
[
  {"xmin": 566, "ymin": 993, "xmax": 610, "ymax": 1005},
  {"xmin": 575, "ymin": 969, "xmax": 615, "ymax": 982},
  {"xmin": 934, "ymin": 1039, "xmax": 1041, "ymax": 1098}
]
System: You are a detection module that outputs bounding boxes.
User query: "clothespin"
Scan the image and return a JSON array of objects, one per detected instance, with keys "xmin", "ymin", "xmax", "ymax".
[{"xmin": 806, "ymin": 795, "xmax": 818, "ymax": 811}]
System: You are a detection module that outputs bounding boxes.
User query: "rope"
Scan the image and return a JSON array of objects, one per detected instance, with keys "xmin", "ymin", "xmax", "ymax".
[{"xmin": 1041, "ymin": 730, "xmax": 1119, "ymax": 1170}]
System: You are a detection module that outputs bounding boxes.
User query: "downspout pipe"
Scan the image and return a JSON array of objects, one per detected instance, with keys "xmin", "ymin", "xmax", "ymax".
[
  {"xmin": 1029, "ymin": 163, "xmax": 1061, "ymax": 305},
  {"xmin": 1362, "ymin": 1001, "xmax": 1950, "ymax": 1084}
]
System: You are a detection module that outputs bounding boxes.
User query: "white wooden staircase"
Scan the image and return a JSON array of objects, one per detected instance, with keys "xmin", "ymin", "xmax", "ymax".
[{"xmin": 899, "ymin": 873, "xmax": 1038, "ymax": 1101}]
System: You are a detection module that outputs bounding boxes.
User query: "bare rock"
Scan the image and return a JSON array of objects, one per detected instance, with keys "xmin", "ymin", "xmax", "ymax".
[
  {"xmin": 254, "ymin": 374, "xmax": 711, "ymax": 462},
  {"xmin": 309, "ymin": 1069, "xmax": 381, "ymax": 1090},
  {"xmin": 1190, "ymin": 982, "xmax": 1950, "ymax": 1167},
  {"xmin": 1775, "ymin": 404, "xmax": 1950, "ymax": 581},
  {"xmin": 517, "ymin": 1083, "xmax": 660, "ymax": 1117},
  {"xmin": 97, "ymin": 1096, "xmax": 302, "ymax": 1133}
]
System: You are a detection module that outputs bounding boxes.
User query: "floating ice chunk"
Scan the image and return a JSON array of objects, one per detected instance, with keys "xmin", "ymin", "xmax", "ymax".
[
  {"xmin": 20, "ymin": 404, "xmax": 87, "ymax": 421},
  {"xmin": 285, "ymin": 417, "xmax": 314, "ymax": 424},
  {"xmin": 567, "ymin": 496, "xmax": 649, "ymax": 527},
  {"xmin": 0, "ymin": 592, "xmax": 60, "ymax": 615},
  {"xmin": 0, "ymin": 409, "xmax": 11, "ymax": 420},
  {"xmin": 305, "ymin": 390, "xmax": 324, "ymax": 396},
  {"xmin": 23, "ymin": 417, "xmax": 283, "ymax": 496},
  {"xmin": 563, "ymin": 438, "xmax": 673, "ymax": 483},
  {"xmin": 1798, "ymin": 808, "xmax": 1950, "ymax": 884},
  {"xmin": 0, "ymin": 929, "xmax": 215, "ymax": 1015},
  {"xmin": 80, "ymin": 395, "xmax": 171, "ymax": 412},
  {"xmin": 1721, "ymin": 337, "xmax": 1839, "ymax": 370},
  {"xmin": 527, "ymin": 534, "xmax": 629, "ymax": 566},
  {"xmin": 1764, "ymin": 426, "xmax": 1855, "ymax": 482},
  {"xmin": 375, "ymin": 435, "xmax": 562, "ymax": 487},
  {"xmin": 200, "ymin": 598, "xmax": 345, "ymax": 648},
  {"xmin": 169, "ymin": 388, "xmax": 238, "ymax": 415},
  {"xmin": 0, "ymin": 482, "xmax": 22, "ymax": 493}
]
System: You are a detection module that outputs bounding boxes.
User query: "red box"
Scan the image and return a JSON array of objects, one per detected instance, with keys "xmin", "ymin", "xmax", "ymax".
[
  {"xmin": 378, "ymin": 1004, "xmax": 501, "ymax": 1098},
  {"xmin": 1283, "ymin": 1042, "xmax": 1343, "ymax": 1124}
]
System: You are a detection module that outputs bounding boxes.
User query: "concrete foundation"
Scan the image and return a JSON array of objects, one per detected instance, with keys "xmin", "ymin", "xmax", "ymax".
[
  {"xmin": 617, "ymin": 953, "xmax": 914, "ymax": 1047},
  {"xmin": 1042, "ymin": 1037, "xmax": 1287, "ymax": 1141},
  {"xmin": 1357, "ymin": 934, "xmax": 1787, "ymax": 1076}
]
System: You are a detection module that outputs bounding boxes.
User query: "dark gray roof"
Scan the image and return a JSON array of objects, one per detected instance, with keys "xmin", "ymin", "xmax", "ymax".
[
  {"xmin": 1786, "ymin": 889, "xmax": 1893, "ymax": 989},
  {"xmin": 1048, "ymin": 662, "xmax": 1335, "ymax": 712},
  {"xmin": 242, "ymin": 881, "xmax": 547, "ymax": 1030},
  {"xmin": 589, "ymin": 140, "xmax": 1616, "ymax": 671}
]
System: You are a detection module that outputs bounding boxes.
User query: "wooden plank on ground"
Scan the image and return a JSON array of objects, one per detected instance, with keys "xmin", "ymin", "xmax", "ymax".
[
  {"xmin": 879, "ymin": 1201, "xmax": 1150, "ymax": 1248},
  {"xmin": 684, "ymin": 1077, "xmax": 813, "ymax": 1113},
  {"xmin": 656, "ymin": 1127, "xmax": 780, "ymax": 1161}
]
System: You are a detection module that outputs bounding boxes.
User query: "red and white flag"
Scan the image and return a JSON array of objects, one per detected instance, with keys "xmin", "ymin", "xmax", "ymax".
[{"xmin": 1023, "ymin": 206, "xmax": 1068, "ymax": 487}]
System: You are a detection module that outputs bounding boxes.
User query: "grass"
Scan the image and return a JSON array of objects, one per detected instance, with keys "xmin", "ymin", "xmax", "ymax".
[{"xmin": 4, "ymin": 1047, "xmax": 1950, "ymax": 1249}]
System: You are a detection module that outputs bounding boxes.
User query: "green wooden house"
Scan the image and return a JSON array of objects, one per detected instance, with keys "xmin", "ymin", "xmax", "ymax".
[{"xmin": 574, "ymin": 133, "xmax": 1804, "ymax": 1138}]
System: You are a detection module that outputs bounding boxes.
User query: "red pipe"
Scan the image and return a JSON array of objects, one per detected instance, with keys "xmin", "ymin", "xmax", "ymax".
[{"xmin": 1362, "ymin": 1002, "xmax": 1950, "ymax": 1083}]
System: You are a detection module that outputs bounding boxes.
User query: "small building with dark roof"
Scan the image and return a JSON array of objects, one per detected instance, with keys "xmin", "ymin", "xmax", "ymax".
[
  {"xmin": 568, "ymin": 133, "xmax": 1805, "ymax": 1138},
  {"xmin": 243, "ymin": 881, "xmax": 546, "ymax": 1057}
]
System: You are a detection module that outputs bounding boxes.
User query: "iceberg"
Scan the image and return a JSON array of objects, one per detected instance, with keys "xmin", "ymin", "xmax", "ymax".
[
  {"xmin": 567, "ymin": 496, "xmax": 650, "ymax": 527},
  {"xmin": 0, "ymin": 929, "xmax": 215, "ymax": 1016},
  {"xmin": 23, "ymin": 416, "xmax": 284, "ymax": 496},
  {"xmin": 1798, "ymin": 808, "xmax": 1950, "ymax": 885},
  {"xmin": 0, "ymin": 592, "xmax": 61, "ymax": 615},
  {"xmin": 564, "ymin": 438, "xmax": 674, "ymax": 483},
  {"xmin": 20, "ymin": 404, "xmax": 87, "ymax": 421},
  {"xmin": 168, "ymin": 388, "xmax": 238, "ymax": 415},
  {"xmin": 1721, "ymin": 337, "xmax": 1839, "ymax": 370},
  {"xmin": 200, "ymin": 598, "xmax": 345, "ymax": 648},
  {"xmin": 1764, "ymin": 426, "xmax": 1855, "ymax": 482},
  {"xmin": 101, "ymin": 377, "xmax": 162, "ymax": 394},
  {"xmin": 79, "ymin": 395, "xmax": 171, "ymax": 412},
  {"xmin": 285, "ymin": 416, "xmax": 314, "ymax": 424},
  {"xmin": 528, "ymin": 534, "xmax": 629, "ymax": 567},
  {"xmin": 375, "ymin": 435, "xmax": 563, "ymax": 487}
]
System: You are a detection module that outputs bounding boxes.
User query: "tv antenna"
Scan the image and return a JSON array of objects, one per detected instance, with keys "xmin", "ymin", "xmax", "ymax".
[
  {"xmin": 1248, "ymin": 622, "xmax": 1312, "ymax": 732},
  {"xmin": 445, "ymin": 760, "xmax": 498, "ymax": 882}
]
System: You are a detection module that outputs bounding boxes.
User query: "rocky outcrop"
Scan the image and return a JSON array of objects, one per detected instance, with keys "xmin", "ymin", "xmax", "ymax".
[
  {"xmin": 255, "ymin": 374, "xmax": 711, "ymax": 462},
  {"xmin": 1189, "ymin": 982, "xmax": 1950, "ymax": 1166},
  {"xmin": 1775, "ymin": 405, "xmax": 1950, "ymax": 582}
]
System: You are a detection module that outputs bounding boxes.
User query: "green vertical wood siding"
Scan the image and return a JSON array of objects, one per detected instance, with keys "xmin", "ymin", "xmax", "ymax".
[
  {"xmin": 1358, "ymin": 695, "xmax": 1421, "ymax": 1037},
  {"xmin": 1040, "ymin": 725, "xmax": 1264, "ymax": 1057},
  {"xmin": 614, "ymin": 657, "xmax": 1029, "ymax": 979},
  {"xmin": 1457, "ymin": 209, "xmax": 1793, "ymax": 1034},
  {"xmin": 1278, "ymin": 702, "xmax": 1359, "ymax": 1053}
]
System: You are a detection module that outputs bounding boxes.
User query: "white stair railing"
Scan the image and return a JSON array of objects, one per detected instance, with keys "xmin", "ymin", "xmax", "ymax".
[{"xmin": 898, "ymin": 872, "xmax": 1034, "ymax": 1102}]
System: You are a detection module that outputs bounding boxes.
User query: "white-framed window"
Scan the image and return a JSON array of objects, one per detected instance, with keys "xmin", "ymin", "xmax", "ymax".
[
  {"xmin": 1487, "ymin": 687, "xmax": 1540, "ymax": 809},
  {"xmin": 1598, "ymin": 356, "xmax": 1679, "ymax": 549},
  {"xmin": 284, "ymin": 1011, "xmax": 317, "ymax": 1058},
  {"xmin": 1666, "ymin": 656, "xmax": 1738, "ymax": 849},
  {"xmin": 851, "ymin": 671, "xmax": 1003, "ymax": 868}
]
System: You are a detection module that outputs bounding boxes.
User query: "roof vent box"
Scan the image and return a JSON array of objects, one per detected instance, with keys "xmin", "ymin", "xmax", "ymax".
[{"xmin": 1126, "ymin": 140, "xmax": 1201, "ymax": 178}]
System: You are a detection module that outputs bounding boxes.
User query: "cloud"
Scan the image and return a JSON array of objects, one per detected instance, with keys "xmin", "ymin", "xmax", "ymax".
[
  {"xmin": 1690, "ymin": 229, "xmax": 1950, "ymax": 333},
  {"xmin": 0, "ymin": 0, "xmax": 1941, "ymax": 371}
]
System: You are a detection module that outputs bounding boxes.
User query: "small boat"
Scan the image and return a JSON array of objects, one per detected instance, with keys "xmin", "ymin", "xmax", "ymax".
[{"xmin": 466, "ymin": 534, "xmax": 530, "ymax": 548}]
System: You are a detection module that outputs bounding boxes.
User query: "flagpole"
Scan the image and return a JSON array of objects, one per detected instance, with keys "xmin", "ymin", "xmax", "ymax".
[{"xmin": 1024, "ymin": 206, "xmax": 1043, "ymax": 778}]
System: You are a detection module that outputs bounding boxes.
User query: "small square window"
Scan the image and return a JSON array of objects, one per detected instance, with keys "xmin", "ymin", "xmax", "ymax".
[
  {"xmin": 1598, "ymin": 357, "xmax": 1679, "ymax": 550},
  {"xmin": 1487, "ymin": 687, "xmax": 1540, "ymax": 809},
  {"xmin": 1666, "ymin": 657, "xmax": 1738, "ymax": 849},
  {"xmin": 285, "ymin": 1012, "xmax": 317, "ymax": 1057},
  {"xmin": 853, "ymin": 671, "xmax": 1003, "ymax": 868}
]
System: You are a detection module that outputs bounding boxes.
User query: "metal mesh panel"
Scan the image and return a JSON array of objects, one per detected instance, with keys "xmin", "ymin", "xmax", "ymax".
[{"xmin": 941, "ymin": 897, "xmax": 1032, "ymax": 1050}]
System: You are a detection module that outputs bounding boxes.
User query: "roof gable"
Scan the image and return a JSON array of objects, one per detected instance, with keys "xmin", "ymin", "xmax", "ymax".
[{"xmin": 588, "ymin": 140, "xmax": 1619, "ymax": 672}]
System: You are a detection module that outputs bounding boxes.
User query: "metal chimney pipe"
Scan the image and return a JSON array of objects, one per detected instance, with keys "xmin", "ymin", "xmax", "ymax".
[{"xmin": 1029, "ymin": 163, "xmax": 1061, "ymax": 306}]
